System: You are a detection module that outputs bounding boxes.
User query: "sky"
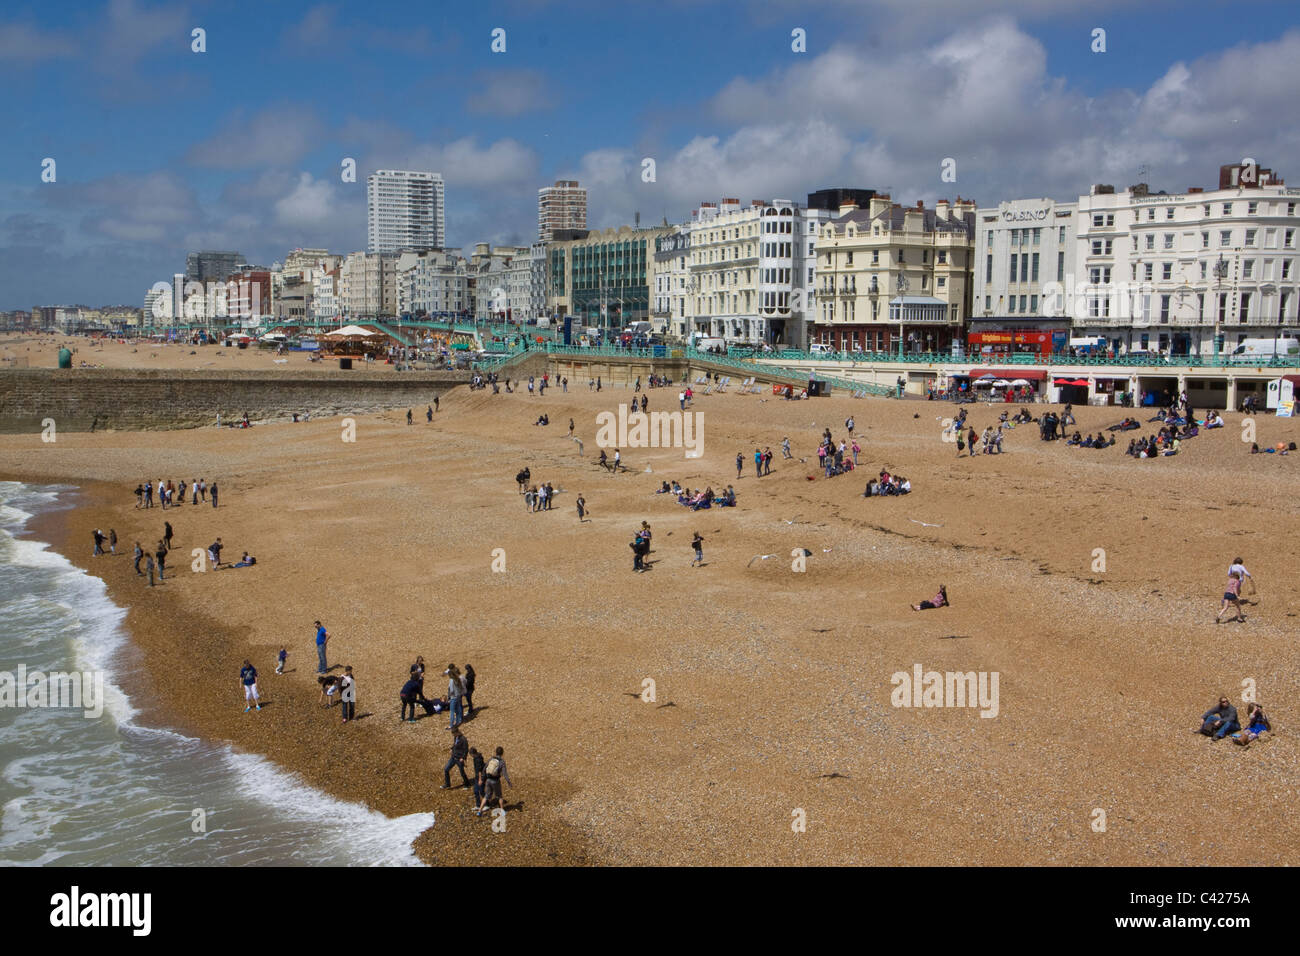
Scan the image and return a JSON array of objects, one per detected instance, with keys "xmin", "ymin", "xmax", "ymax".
[{"xmin": 3, "ymin": 0, "xmax": 1300, "ymax": 307}]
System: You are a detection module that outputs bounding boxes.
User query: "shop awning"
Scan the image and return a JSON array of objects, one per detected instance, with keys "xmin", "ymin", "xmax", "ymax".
[
  {"xmin": 968, "ymin": 368, "xmax": 1046, "ymax": 381},
  {"xmin": 1053, "ymin": 378, "xmax": 1090, "ymax": 386}
]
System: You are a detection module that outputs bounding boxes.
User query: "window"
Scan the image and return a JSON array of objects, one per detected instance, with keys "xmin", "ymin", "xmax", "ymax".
[
  {"xmin": 1163, "ymin": 234, "xmax": 1174, "ymax": 250},
  {"xmin": 1289, "ymin": 203, "xmax": 1297, "ymax": 216},
  {"xmin": 1218, "ymin": 293, "xmax": 1228, "ymax": 321},
  {"xmin": 984, "ymin": 295, "xmax": 991, "ymax": 311},
  {"xmin": 1246, "ymin": 229, "xmax": 1257, "ymax": 247},
  {"xmin": 1200, "ymin": 261, "xmax": 1207, "ymax": 279},
  {"xmin": 1146, "ymin": 234, "xmax": 1155, "ymax": 250},
  {"xmin": 1248, "ymin": 201, "xmax": 1258, "ymax": 214},
  {"xmin": 1243, "ymin": 260, "xmax": 1254, "ymax": 278},
  {"xmin": 1030, "ymin": 294, "xmax": 1038, "ymax": 313},
  {"xmin": 1092, "ymin": 214, "xmax": 1104, "ymax": 227},
  {"xmin": 1031, "ymin": 252, "xmax": 1039, "ymax": 281},
  {"xmin": 1223, "ymin": 203, "xmax": 1233, "ymax": 216},
  {"xmin": 1220, "ymin": 231, "xmax": 1231, "ymax": 247},
  {"xmin": 846, "ymin": 251, "xmax": 853, "ymax": 266},
  {"xmin": 1240, "ymin": 293, "xmax": 1251, "ymax": 322},
  {"xmin": 1147, "ymin": 209, "xmax": 1155, "ymax": 221},
  {"xmin": 938, "ymin": 250, "xmax": 947, "ymax": 264},
  {"xmin": 1108, "ymin": 214, "xmax": 1115, "ymax": 226},
  {"xmin": 1283, "ymin": 292, "xmax": 1291, "ymax": 319},
  {"xmin": 1092, "ymin": 239, "xmax": 1103, "ymax": 255},
  {"xmin": 1162, "ymin": 263, "xmax": 1172, "ymax": 280},
  {"xmin": 1166, "ymin": 207, "xmax": 1175, "ymax": 220},
  {"xmin": 1033, "ymin": 228, "xmax": 1041, "ymax": 245},
  {"xmin": 1144, "ymin": 263, "xmax": 1153, "ymax": 281},
  {"xmin": 872, "ymin": 250, "xmax": 879, "ymax": 265},
  {"xmin": 1057, "ymin": 251, "xmax": 1064, "ymax": 279},
  {"xmin": 1160, "ymin": 295, "xmax": 1170, "ymax": 323},
  {"xmin": 1284, "ymin": 260, "xmax": 1292, "ymax": 280},
  {"xmin": 1059, "ymin": 226, "xmax": 1066, "ymax": 242},
  {"xmin": 1202, "ymin": 232, "xmax": 1210, "ymax": 248},
  {"xmin": 937, "ymin": 276, "xmax": 945, "ymax": 287},
  {"xmin": 1203, "ymin": 204, "xmax": 1211, "ymax": 216},
  {"xmin": 1021, "ymin": 253, "xmax": 1029, "ymax": 280},
  {"xmin": 1287, "ymin": 229, "xmax": 1296, "ymax": 248},
  {"xmin": 1019, "ymin": 295, "xmax": 1027, "ymax": 312},
  {"xmin": 898, "ymin": 250, "xmax": 905, "ymax": 264},
  {"xmin": 986, "ymin": 254, "xmax": 993, "ymax": 283},
  {"xmin": 1008, "ymin": 296, "xmax": 1017, "ymax": 314}
]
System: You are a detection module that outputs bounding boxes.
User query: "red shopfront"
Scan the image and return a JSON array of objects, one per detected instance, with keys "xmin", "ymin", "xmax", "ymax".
[{"xmin": 967, "ymin": 330, "xmax": 1057, "ymax": 358}]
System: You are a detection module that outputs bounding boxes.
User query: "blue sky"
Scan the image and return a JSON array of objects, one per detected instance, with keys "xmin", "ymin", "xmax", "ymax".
[{"xmin": 3, "ymin": 0, "xmax": 1300, "ymax": 306}]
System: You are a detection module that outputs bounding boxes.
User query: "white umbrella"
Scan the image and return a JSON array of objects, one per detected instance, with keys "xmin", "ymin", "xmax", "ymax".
[
  {"xmin": 976, "ymin": 373, "xmax": 996, "ymax": 380},
  {"xmin": 1010, "ymin": 378, "xmax": 1032, "ymax": 387},
  {"xmin": 991, "ymin": 379, "xmax": 1012, "ymax": 387},
  {"xmin": 325, "ymin": 324, "xmax": 378, "ymax": 337},
  {"xmin": 973, "ymin": 379, "xmax": 995, "ymax": 387}
]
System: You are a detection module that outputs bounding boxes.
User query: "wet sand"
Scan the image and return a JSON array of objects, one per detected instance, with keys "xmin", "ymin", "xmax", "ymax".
[{"xmin": 2, "ymin": 362, "xmax": 1299, "ymax": 865}]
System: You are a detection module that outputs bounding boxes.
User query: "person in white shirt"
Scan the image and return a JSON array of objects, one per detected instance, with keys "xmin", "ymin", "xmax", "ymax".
[
  {"xmin": 339, "ymin": 666, "xmax": 356, "ymax": 723},
  {"xmin": 1228, "ymin": 558, "xmax": 1257, "ymax": 597}
]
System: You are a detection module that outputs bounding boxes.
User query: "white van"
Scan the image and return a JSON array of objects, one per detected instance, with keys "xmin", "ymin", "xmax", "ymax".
[
  {"xmin": 1228, "ymin": 335, "xmax": 1300, "ymax": 362},
  {"xmin": 693, "ymin": 335, "xmax": 726, "ymax": 352},
  {"xmin": 809, "ymin": 343, "xmax": 834, "ymax": 355},
  {"xmin": 535, "ymin": 316, "xmax": 551, "ymax": 329}
]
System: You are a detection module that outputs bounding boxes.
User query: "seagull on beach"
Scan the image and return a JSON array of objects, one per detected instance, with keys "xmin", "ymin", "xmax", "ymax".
[{"xmin": 747, "ymin": 553, "xmax": 777, "ymax": 567}]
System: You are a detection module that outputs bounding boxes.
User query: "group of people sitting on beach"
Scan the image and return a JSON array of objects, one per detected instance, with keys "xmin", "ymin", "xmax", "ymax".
[
  {"xmin": 1126, "ymin": 431, "xmax": 1183, "ymax": 457},
  {"xmin": 814, "ymin": 426, "xmax": 860, "ymax": 478},
  {"xmin": 1249, "ymin": 441, "xmax": 1296, "ymax": 455},
  {"xmin": 1066, "ymin": 432, "xmax": 1117, "ymax": 449},
  {"xmin": 657, "ymin": 480, "xmax": 737, "ymax": 510},
  {"xmin": 864, "ymin": 469, "xmax": 912, "ymax": 496},
  {"xmin": 1197, "ymin": 695, "xmax": 1271, "ymax": 746}
]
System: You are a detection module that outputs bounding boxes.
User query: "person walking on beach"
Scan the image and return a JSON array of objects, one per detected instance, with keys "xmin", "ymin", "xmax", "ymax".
[
  {"xmin": 576, "ymin": 494, "xmax": 588, "ymax": 522},
  {"xmin": 276, "ymin": 648, "xmax": 287, "ymax": 675},
  {"xmin": 407, "ymin": 408, "xmax": 413, "ymax": 425},
  {"xmin": 846, "ymin": 416, "xmax": 855, "ymax": 437},
  {"xmin": 163, "ymin": 521, "xmax": 173, "ymax": 552},
  {"xmin": 192, "ymin": 480, "xmax": 199, "ymax": 505},
  {"xmin": 133, "ymin": 541, "xmax": 144, "ymax": 575},
  {"xmin": 691, "ymin": 531, "xmax": 704, "ymax": 567},
  {"xmin": 177, "ymin": 479, "xmax": 186, "ymax": 504},
  {"xmin": 568, "ymin": 418, "xmax": 574, "ymax": 437},
  {"xmin": 782, "ymin": 437, "xmax": 791, "ymax": 460},
  {"xmin": 145, "ymin": 552, "xmax": 156, "ymax": 586},
  {"xmin": 736, "ymin": 453, "xmax": 744, "ymax": 480},
  {"xmin": 134, "ymin": 484, "xmax": 144, "ymax": 508},
  {"xmin": 240, "ymin": 659, "xmax": 261, "ymax": 713},
  {"xmin": 93, "ymin": 529, "xmax": 105, "ymax": 556},
  {"xmin": 108, "ymin": 529, "xmax": 117, "ymax": 555},
  {"xmin": 426, "ymin": 405, "xmax": 433, "ymax": 422},
  {"xmin": 208, "ymin": 538, "xmax": 223, "ymax": 569},
  {"xmin": 155, "ymin": 541, "xmax": 167, "ymax": 580},
  {"xmin": 476, "ymin": 746, "xmax": 513, "ymax": 816},
  {"xmin": 339, "ymin": 666, "xmax": 355, "ymax": 723},
  {"xmin": 434, "ymin": 396, "xmax": 440, "ymax": 413},
  {"xmin": 1229, "ymin": 557, "xmax": 1257, "ymax": 599},
  {"xmin": 1216, "ymin": 571, "xmax": 1246, "ymax": 623},
  {"xmin": 441, "ymin": 727, "xmax": 470, "ymax": 789},
  {"xmin": 144, "ymin": 481, "xmax": 153, "ymax": 508},
  {"xmin": 763, "ymin": 447, "xmax": 773, "ymax": 475},
  {"xmin": 315, "ymin": 621, "xmax": 330, "ymax": 674},
  {"xmin": 469, "ymin": 747, "xmax": 486, "ymax": 807},
  {"xmin": 199, "ymin": 479, "xmax": 207, "ymax": 503},
  {"xmin": 210, "ymin": 482, "xmax": 219, "ymax": 508}
]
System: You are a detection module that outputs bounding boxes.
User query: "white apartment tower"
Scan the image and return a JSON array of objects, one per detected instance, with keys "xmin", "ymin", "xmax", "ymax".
[
  {"xmin": 367, "ymin": 170, "xmax": 445, "ymax": 254},
  {"xmin": 538, "ymin": 180, "xmax": 587, "ymax": 243}
]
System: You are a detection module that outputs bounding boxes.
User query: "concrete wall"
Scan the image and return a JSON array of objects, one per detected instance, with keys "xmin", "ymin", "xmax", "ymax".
[{"xmin": 0, "ymin": 368, "xmax": 468, "ymax": 433}]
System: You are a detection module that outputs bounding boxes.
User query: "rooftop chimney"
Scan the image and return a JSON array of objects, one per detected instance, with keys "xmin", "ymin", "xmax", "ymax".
[{"xmin": 838, "ymin": 202, "xmax": 859, "ymax": 216}]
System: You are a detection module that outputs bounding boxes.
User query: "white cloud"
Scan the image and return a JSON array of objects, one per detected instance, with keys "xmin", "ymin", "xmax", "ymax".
[
  {"xmin": 186, "ymin": 107, "xmax": 325, "ymax": 170},
  {"xmin": 465, "ymin": 69, "xmax": 555, "ymax": 117}
]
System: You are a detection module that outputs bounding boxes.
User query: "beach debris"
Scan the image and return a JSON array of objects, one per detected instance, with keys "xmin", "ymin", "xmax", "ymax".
[
  {"xmin": 783, "ymin": 515, "xmax": 802, "ymax": 524},
  {"xmin": 909, "ymin": 519, "xmax": 942, "ymax": 528},
  {"xmin": 746, "ymin": 553, "xmax": 777, "ymax": 567}
]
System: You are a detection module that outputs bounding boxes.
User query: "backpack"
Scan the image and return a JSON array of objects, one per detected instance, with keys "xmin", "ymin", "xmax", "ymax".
[{"xmin": 485, "ymin": 757, "xmax": 502, "ymax": 778}]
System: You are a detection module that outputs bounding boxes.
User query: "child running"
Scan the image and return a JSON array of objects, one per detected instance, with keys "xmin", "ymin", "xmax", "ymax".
[{"xmin": 1216, "ymin": 571, "xmax": 1246, "ymax": 623}]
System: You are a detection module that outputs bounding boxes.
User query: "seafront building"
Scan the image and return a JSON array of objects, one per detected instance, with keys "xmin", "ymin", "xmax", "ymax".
[
  {"xmin": 395, "ymin": 250, "xmax": 471, "ymax": 317},
  {"xmin": 338, "ymin": 252, "xmax": 397, "ymax": 318},
  {"xmin": 367, "ymin": 170, "xmax": 446, "ymax": 254},
  {"xmin": 971, "ymin": 197, "xmax": 1079, "ymax": 357},
  {"xmin": 1068, "ymin": 161, "xmax": 1299, "ymax": 356},
  {"xmin": 547, "ymin": 224, "xmax": 672, "ymax": 331},
  {"xmin": 813, "ymin": 194, "xmax": 976, "ymax": 353},
  {"xmin": 505, "ymin": 242, "xmax": 547, "ymax": 323},
  {"xmin": 185, "ymin": 250, "xmax": 245, "ymax": 285},
  {"xmin": 677, "ymin": 197, "xmax": 833, "ymax": 348},
  {"xmin": 538, "ymin": 180, "xmax": 587, "ymax": 243},
  {"xmin": 652, "ymin": 224, "xmax": 693, "ymax": 338}
]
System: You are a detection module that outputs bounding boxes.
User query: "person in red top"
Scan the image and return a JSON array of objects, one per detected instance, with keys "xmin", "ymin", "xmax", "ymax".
[{"xmin": 912, "ymin": 585, "xmax": 949, "ymax": 612}]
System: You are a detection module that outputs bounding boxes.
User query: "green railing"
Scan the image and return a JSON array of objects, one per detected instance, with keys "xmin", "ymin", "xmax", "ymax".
[{"xmin": 763, "ymin": 348, "xmax": 1300, "ymax": 369}]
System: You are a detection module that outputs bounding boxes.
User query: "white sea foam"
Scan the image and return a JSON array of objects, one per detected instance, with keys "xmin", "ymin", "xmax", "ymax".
[{"xmin": 0, "ymin": 481, "xmax": 434, "ymax": 866}]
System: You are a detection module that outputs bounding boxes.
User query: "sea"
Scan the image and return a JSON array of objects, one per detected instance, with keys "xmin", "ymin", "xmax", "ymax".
[{"xmin": 0, "ymin": 480, "xmax": 433, "ymax": 865}]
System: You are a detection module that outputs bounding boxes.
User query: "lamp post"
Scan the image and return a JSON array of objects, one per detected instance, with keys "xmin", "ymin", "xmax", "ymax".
[{"xmin": 1212, "ymin": 256, "xmax": 1229, "ymax": 361}]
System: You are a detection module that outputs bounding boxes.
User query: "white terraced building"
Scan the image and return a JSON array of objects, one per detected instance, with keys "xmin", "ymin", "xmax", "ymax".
[
  {"xmin": 1067, "ymin": 161, "xmax": 1300, "ymax": 356},
  {"xmin": 683, "ymin": 197, "xmax": 831, "ymax": 348}
]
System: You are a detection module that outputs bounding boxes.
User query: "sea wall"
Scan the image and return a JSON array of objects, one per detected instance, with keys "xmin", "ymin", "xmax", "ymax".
[{"xmin": 0, "ymin": 368, "xmax": 469, "ymax": 432}]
